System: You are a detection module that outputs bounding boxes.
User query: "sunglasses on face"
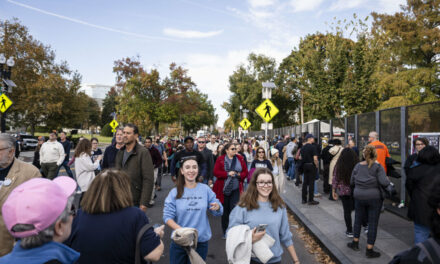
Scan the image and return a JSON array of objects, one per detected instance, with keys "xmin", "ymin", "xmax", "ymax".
[
  {"xmin": 258, "ymin": 151, "xmax": 264, "ymax": 154},
  {"xmin": 229, "ymin": 148, "xmax": 236, "ymax": 151},
  {"xmin": 198, "ymin": 141, "xmax": 206, "ymax": 144}
]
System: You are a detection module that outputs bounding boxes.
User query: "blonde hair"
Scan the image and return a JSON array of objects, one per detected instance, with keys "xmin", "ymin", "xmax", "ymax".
[
  {"xmin": 81, "ymin": 169, "xmax": 133, "ymax": 214},
  {"xmin": 363, "ymin": 145, "xmax": 377, "ymax": 168}
]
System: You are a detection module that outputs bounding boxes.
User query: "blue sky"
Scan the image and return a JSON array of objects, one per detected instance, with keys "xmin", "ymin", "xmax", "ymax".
[{"xmin": 0, "ymin": 0, "xmax": 405, "ymax": 126}]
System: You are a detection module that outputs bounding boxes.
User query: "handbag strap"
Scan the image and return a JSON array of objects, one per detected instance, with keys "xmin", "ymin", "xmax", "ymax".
[
  {"xmin": 418, "ymin": 238, "xmax": 440, "ymax": 264},
  {"xmin": 136, "ymin": 223, "xmax": 153, "ymax": 264}
]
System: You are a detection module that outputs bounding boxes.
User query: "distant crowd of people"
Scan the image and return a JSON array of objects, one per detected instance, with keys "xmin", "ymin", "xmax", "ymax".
[{"xmin": 0, "ymin": 126, "xmax": 438, "ymax": 263}]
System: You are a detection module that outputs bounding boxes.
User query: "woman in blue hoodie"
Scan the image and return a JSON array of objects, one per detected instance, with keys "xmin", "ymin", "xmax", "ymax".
[{"xmin": 163, "ymin": 157, "xmax": 223, "ymax": 264}]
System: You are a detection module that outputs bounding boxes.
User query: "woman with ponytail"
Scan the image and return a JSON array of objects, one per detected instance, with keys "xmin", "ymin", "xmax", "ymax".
[{"xmin": 347, "ymin": 145, "xmax": 391, "ymax": 259}]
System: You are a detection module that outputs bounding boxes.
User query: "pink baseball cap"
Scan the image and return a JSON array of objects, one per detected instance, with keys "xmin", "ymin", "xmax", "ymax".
[{"xmin": 2, "ymin": 176, "xmax": 77, "ymax": 238}]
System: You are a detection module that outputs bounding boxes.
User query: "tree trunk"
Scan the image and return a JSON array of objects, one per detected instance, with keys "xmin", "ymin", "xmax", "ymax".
[
  {"xmin": 155, "ymin": 122, "xmax": 160, "ymax": 136},
  {"xmin": 30, "ymin": 124, "xmax": 36, "ymax": 136}
]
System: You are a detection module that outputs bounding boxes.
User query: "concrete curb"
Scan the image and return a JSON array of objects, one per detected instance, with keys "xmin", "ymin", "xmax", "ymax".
[{"xmin": 283, "ymin": 196, "xmax": 353, "ymax": 264}]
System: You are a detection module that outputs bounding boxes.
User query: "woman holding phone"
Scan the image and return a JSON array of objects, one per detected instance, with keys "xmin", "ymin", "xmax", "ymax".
[
  {"xmin": 228, "ymin": 168, "xmax": 300, "ymax": 264},
  {"xmin": 163, "ymin": 157, "xmax": 223, "ymax": 263}
]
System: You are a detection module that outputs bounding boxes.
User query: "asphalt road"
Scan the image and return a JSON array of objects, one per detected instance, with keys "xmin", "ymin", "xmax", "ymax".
[{"xmin": 19, "ymin": 149, "xmax": 319, "ymax": 264}]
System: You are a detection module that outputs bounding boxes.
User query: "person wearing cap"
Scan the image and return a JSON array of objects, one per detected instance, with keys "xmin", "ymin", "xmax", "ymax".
[
  {"xmin": 270, "ymin": 148, "xmax": 286, "ymax": 193},
  {"xmin": 300, "ymin": 134, "xmax": 319, "ymax": 205},
  {"xmin": 0, "ymin": 134, "xmax": 41, "ymax": 256},
  {"xmin": 40, "ymin": 131, "xmax": 65, "ymax": 179},
  {"xmin": 170, "ymin": 136, "xmax": 205, "ymax": 183},
  {"xmin": 285, "ymin": 136, "xmax": 297, "ymax": 181},
  {"xmin": 0, "ymin": 176, "xmax": 79, "ymax": 263},
  {"xmin": 115, "ymin": 124, "xmax": 155, "ymax": 212}
]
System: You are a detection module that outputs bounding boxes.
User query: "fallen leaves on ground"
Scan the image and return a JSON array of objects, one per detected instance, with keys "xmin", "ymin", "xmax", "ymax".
[{"xmin": 288, "ymin": 212, "xmax": 337, "ymax": 264}]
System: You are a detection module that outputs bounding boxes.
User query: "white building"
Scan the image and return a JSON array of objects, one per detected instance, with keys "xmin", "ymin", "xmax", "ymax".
[{"xmin": 80, "ymin": 83, "xmax": 112, "ymax": 108}]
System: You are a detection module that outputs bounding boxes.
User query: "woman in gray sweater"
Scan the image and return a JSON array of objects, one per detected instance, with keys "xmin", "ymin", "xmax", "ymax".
[{"xmin": 347, "ymin": 145, "xmax": 390, "ymax": 258}]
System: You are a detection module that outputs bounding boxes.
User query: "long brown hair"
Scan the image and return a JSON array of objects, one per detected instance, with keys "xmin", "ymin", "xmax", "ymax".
[
  {"xmin": 176, "ymin": 157, "xmax": 198, "ymax": 199},
  {"xmin": 238, "ymin": 168, "xmax": 285, "ymax": 211},
  {"xmin": 81, "ymin": 169, "xmax": 133, "ymax": 214},
  {"xmin": 335, "ymin": 148, "xmax": 359, "ymax": 185},
  {"xmin": 363, "ymin": 145, "xmax": 377, "ymax": 168},
  {"xmin": 74, "ymin": 138, "xmax": 92, "ymax": 158},
  {"xmin": 254, "ymin": 147, "xmax": 267, "ymax": 160}
]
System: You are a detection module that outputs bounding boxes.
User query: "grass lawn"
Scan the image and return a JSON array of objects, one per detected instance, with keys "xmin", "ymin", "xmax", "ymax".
[{"xmin": 34, "ymin": 133, "xmax": 113, "ymax": 144}]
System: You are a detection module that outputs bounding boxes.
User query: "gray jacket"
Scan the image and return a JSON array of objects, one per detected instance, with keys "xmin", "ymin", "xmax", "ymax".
[{"xmin": 351, "ymin": 162, "xmax": 390, "ymax": 200}]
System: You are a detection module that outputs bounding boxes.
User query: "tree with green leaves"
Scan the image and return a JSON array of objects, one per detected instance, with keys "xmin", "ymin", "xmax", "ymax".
[
  {"xmin": 224, "ymin": 53, "xmax": 298, "ymax": 130},
  {"xmin": 100, "ymin": 87, "xmax": 118, "ymax": 127},
  {"xmin": 0, "ymin": 18, "xmax": 93, "ymax": 134},
  {"xmin": 371, "ymin": 0, "xmax": 440, "ymax": 108}
]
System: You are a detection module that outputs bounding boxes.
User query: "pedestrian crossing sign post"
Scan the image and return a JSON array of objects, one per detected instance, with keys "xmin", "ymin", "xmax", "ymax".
[
  {"xmin": 109, "ymin": 119, "xmax": 119, "ymax": 133},
  {"xmin": 240, "ymin": 118, "xmax": 251, "ymax": 130},
  {"xmin": 255, "ymin": 99, "xmax": 279, "ymax": 123},
  {"xmin": 0, "ymin": 93, "xmax": 13, "ymax": 113}
]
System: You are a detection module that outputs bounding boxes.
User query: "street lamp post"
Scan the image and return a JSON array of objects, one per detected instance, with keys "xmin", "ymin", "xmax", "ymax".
[
  {"xmin": 261, "ymin": 82, "xmax": 275, "ymax": 152},
  {"xmin": 0, "ymin": 53, "xmax": 16, "ymax": 133}
]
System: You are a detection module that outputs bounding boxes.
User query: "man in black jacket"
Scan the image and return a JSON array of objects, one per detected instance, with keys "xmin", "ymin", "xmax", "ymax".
[
  {"xmin": 102, "ymin": 128, "xmax": 124, "ymax": 169},
  {"xmin": 320, "ymin": 139, "xmax": 334, "ymax": 194},
  {"xmin": 301, "ymin": 134, "xmax": 319, "ymax": 205},
  {"xmin": 115, "ymin": 124, "xmax": 154, "ymax": 212},
  {"xmin": 144, "ymin": 136, "xmax": 162, "ymax": 206},
  {"xmin": 196, "ymin": 136, "xmax": 214, "ymax": 186},
  {"xmin": 170, "ymin": 136, "xmax": 205, "ymax": 182}
]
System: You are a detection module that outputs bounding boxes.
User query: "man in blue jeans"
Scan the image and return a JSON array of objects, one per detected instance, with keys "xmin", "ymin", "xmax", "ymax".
[
  {"xmin": 285, "ymin": 137, "xmax": 297, "ymax": 180},
  {"xmin": 56, "ymin": 132, "xmax": 74, "ymax": 178}
]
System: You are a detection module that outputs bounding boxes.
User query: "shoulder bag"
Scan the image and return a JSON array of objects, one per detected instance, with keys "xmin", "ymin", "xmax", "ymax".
[
  {"xmin": 136, "ymin": 224, "xmax": 154, "ymax": 264},
  {"xmin": 374, "ymin": 164, "xmax": 396, "ymax": 199}
]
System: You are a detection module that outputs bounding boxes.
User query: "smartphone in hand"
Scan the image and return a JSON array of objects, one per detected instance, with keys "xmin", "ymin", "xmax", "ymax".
[{"xmin": 256, "ymin": 224, "xmax": 267, "ymax": 233}]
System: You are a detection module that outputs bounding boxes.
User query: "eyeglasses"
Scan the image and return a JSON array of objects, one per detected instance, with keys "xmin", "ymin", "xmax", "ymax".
[
  {"xmin": 256, "ymin": 181, "xmax": 273, "ymax": 187},
  {"xmin": 69, "ymin": 204, "xmax": 77, "ymax": 217},
  {"xmin": 198, "ymin": 141, "xmax": 206, "ymax": 144},
  {"xmin": 229, "ymin": 148, "xmax": 236, "ymax": 151},
  {"xmin": 415, "ymin": 143, "xmax": 425, "ymax": 146},
  {"xmin": 258, "ymin": 151, "xmax": 265, "ymax": 154}
]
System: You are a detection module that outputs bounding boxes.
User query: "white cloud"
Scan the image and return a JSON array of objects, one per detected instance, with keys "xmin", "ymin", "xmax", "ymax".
[
  {"xmin": 248, "ymin": 0, "xmax": 276, "ymax": 8},
  {"xmin": 7, "ymin": 0, "xmax": 196, "ymax": 43},
  {"xmin": 329, "ymin": 0, "xmax": 365, "ymax": 11},
  {"xmin": 163, "ymin": 28, "xmax": 223, "ymax": 39},
  {"xmin": 290, "ymin": 0, "xmax": 324, "ymax": 12},
  {"xmin": 376, "ymin": 0, "xmax": 406, "ymax": 14}
]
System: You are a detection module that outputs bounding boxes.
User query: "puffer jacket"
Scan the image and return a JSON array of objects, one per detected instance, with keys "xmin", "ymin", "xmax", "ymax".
[{"xmin": 329, "ymin": 145, "xmax": 343, "ymax": 185}]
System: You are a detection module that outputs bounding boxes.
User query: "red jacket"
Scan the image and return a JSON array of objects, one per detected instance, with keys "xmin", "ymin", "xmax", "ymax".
[{"xmin": 213, "ymin": 154, "xmax": 248, "ymax": 204}]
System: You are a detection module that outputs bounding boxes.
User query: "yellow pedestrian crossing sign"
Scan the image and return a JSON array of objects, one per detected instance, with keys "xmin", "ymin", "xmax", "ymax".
[
  {"xmin": 255, "ymin": 99, "xmax": 279, "ymax": 122},
  {"xmin": 0, "ymin": 94, "xmax": 13, "ymax": 113},
  {"xmin": 240, "ymin": 118, "xmax": 251, "ymax": 130},
  {"xmin": 109, "ymin": 119, "xmax": 119, "ymax": 129}
]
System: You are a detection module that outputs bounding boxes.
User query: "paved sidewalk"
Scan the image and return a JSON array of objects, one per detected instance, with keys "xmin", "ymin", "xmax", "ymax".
[{"xmin": 281, "ymin": 179, "xmax": 414, "ymax": 264}]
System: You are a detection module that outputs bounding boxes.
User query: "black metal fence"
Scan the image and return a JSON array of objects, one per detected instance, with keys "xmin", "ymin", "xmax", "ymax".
[{"xmin": 248, "ymin": 101, "xmax": 440, "ymax": 203}]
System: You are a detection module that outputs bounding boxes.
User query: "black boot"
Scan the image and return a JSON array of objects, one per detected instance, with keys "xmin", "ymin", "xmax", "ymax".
[
  {"xmin": 366, "ymin": 248, "xmax": 381, "ymax": 258},
  {"xmin": 347, "ymin": 241, "xmax": 359, "ymax": 251}
]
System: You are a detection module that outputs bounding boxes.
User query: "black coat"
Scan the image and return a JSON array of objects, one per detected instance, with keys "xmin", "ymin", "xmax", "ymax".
[{"xmin": 406, "ymin": 163, "xmax": 440, "ymax": 227}]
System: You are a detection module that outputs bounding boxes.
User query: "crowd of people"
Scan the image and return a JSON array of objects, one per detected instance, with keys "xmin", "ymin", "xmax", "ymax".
[{"xmin": 0, "ymin": 125, "xmax": 438, "ymax": 263}]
